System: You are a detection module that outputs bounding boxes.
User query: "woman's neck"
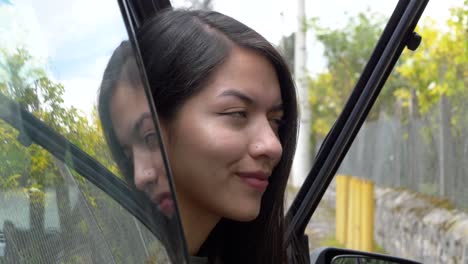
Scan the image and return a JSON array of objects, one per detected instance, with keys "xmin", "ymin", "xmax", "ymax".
[{"xmin": 177, "ymin": 195, "xmax": 221, "ymax": 255}]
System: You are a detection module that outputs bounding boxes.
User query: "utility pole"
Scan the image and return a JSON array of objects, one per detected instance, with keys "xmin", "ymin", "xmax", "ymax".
[{"xmin": 291, "ymin": 0, "xmax": 310, "ymax": 187}]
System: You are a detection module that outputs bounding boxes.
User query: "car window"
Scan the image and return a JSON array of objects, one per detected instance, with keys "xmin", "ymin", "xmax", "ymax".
[
  {"xmin": 0, "ymin": 0, "xmax": 187, "ymax": 263},
  {"xmin": 307, "ymin": 0, "xmax": 466, "ymax": 263},
  {"xmin": 286, "ymin": 0, "xmax": 402, "ymax": 246}
]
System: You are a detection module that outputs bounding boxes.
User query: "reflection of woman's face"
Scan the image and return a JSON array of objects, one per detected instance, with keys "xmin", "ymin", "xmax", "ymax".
[
  {"xmin": 163, "ymin": 46, "xmax": 283, "ymax": 222},
  {"xmin": 110, "ymin": 84, "xmax": 174, "ymax": 217}
]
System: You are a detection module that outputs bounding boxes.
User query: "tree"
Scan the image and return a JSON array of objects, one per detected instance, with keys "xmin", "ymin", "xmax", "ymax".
[
  {"xmin": 306, "ymin": 2, "xmax": 467, "ymax": 202},
  {"xmin": 0, "ymin": 47, "xmax": 120, "ymax": 187},
  {"xmin": 394, "ymin": 2, "xmax": 467, "ymax": 196},
  {"xmin": 306, "ymin": 11, "xmax": 398, "ymax": 149}
]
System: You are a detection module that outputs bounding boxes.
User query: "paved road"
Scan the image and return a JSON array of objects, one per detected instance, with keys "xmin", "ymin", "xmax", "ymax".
[{"xmin": 286, "ymin": 186, "xmax": 336, "ymax": 250}]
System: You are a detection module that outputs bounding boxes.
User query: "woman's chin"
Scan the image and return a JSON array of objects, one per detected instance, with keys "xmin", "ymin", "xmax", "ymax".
[
  {"xmin": 224, "ymin": 203, "xmax": 261, "ymax": 222},
  {"xmin": 236, "ymin": 213, "xmax": 260, "ymax": 222}
]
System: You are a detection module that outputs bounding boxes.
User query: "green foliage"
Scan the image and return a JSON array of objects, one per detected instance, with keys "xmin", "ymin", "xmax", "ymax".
[
  {"xmin": 395, "ymin": 11, "xmax": 466, "ymax": 116},
  {"xmin": 306, "ymin": 3, "xmax": 467, "ymax": 151},
  {"xmin": 318, "ymin": 235, "xmax": 344, "ymax": 248},
  {"xmin": 306, "ymin": 11, "xmax": 392, "ymax": 146},
  {"xmin": 0, "ymin": 47, "xmax": 119, "ymax": 191}
]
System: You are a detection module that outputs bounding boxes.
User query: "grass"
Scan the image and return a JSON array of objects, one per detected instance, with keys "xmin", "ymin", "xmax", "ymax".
[
  {"xmin": 318, "ymin": 236, "xmax": 344, "ymax": 248},
  {"xmin": 373, "ymin": 241, "xmax": 386, "ymax": 254}
]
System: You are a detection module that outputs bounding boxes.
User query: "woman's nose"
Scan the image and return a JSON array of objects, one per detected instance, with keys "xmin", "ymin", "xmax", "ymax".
[
  {"xmin": 249, "ymin": 122, "xmax": 283, "ymax": 164},
  {"xmin": 133, "ymin": 150, "xmax": 159, "ymax": 192}
]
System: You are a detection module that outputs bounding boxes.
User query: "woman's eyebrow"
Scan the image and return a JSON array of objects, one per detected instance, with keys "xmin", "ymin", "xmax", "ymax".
[
  {"xmin": 218, "ymin": 89, "xmax": 283, "ymax": 112},
  {"xmin": 217, "ymin": 89, "xmax": 254, "ymax": 105}
]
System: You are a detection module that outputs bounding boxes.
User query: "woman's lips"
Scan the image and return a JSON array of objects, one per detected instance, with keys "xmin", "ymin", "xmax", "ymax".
[
  {"xmin": 158, "ymin": 197, "xmax": 175, "ymax": 217},
  {"xmin": 153, "ymin": 192, "xmax": 175, "ymax": 217},
  {"xmin": 237, "ymin": 172, "xmax": 269, "ymax": 192}
]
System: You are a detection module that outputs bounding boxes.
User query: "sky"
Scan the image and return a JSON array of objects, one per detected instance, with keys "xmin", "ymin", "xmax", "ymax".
[
  {"xmin": 216, "ymin": 0, "xmax": 464, "ymax": 43},
  {"xmin": 0, "ymin": 0, "xmax": 127, "ymax": 116},
  {"xmin": 0, "ymin": 0, "xmax": 464, "ymax": 115},
  {"xmin": 212, "ymin": 0, "xmax": 464, "ymax": 75}
]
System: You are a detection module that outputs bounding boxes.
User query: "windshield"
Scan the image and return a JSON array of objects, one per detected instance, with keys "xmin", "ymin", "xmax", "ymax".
[{"xmin": 0, "ymin": 0, "xmax": 187, "ymax": 263}]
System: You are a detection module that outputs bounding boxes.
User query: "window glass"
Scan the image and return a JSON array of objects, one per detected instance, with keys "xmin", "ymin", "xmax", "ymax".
[
  {"xmin": 0, "ymin": 0, "xmax": 125, "ymax": 176},
  {"xmin": 299, "ymin": 0, "xmax": 397, "ymax": 249},
  {"xmin": 308, "ymin": 1, "xmax": 467, "ymax": 263},
  {"xmin": 0, "ymin": 0, "xmax": 187, "ymax": 263},
  {"xmin": 0, "ymin": 137, "xmax": 170, "ymax": 263}
]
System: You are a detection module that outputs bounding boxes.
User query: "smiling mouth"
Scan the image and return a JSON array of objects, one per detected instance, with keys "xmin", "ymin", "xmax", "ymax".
[
  {"xmin": 158, "ymin": 197, "xmax": 175, "ymax": 217},
  {"xmin": 149, "ymin": 192, "xmax": 175, "ymax": 217},
  {"xmin": 237, "ymin": 171, "xmax": 270, "ymax": 192}
]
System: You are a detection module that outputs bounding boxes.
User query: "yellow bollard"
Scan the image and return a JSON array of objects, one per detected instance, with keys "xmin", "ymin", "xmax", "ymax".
[
  {"xmin": 335, "ymin": 175, "xmax": 350, "ymax": 245},
  {"xmin": 361, "ymin": 180, "xmax": 374, "ymax": 252},
  {"xmin": 352, "ymin": 178, "xmax": 362, "ymax": 250},
  {"xmin": 342, "ymin": 176, "xmax": 375, "ymax": 252},
  {"xmin": 345, "ymin": 177, "xmax": 355, "ymax": 249}
]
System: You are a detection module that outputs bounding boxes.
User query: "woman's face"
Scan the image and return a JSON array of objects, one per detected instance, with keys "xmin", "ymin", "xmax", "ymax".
[
  {"xmin": 163, "ymin": 46, "xmax": 284, "ymax": 222},
  {"xmin": 110, "ymin": 83, "xmax": 174, "ymax": 217}
]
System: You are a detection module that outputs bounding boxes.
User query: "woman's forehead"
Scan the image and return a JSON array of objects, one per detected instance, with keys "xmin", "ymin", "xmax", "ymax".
[
  {"xmin": 110, "ymin": 84, "xmax": 150, "ymax": 143},
  {"xmin": 202, "ymin": 46, "xmax": 282, "ymax": 104}
]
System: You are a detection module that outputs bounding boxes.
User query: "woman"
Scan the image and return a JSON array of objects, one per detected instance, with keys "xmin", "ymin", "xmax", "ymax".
[
  {"xmin": 98, "ymin": 41, "xmax": 176, "ymax": 218},
  {"xmin": 99, "ymin": 9, "xmax": 302, "ymax": 264}
]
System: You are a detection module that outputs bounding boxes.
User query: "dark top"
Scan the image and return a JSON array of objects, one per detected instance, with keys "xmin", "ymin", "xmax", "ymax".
[{"xmin": 190, "ymin": 256, "xmax": 209, "ymax": 264}]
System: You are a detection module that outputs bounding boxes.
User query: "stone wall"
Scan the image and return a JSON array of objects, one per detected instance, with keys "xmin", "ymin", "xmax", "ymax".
[{"xmin": 374, "ymin": 187, "xmax": 468, "ymax": 264}]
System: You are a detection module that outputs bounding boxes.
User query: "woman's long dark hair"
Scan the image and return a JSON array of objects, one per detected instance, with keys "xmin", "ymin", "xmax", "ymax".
[
  {"xmin": 98, "ymin": 41, "xmax": 140, "ymax": 182},
  {"xmin": 138, "ymin": 9, "xmax": 299, "ymax": 264},
  {"xmin": 99, "ymin": 9, "xmax": 301, "ymax": 264}
]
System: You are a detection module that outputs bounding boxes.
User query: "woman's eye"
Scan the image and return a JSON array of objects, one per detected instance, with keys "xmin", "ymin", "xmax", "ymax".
[
  {"xmin": 222, "ymin": 111, "xmax": 247, "ymax": 119},
  {"xmin": 271, "ymin": 118, "xmax": 284, "ymax": 126},
  {"xmin": 269, "ymin": 118, "xmax": 284, "ymax": 133},
  {"xmin": 144, "ymin": 133, "xmax": 159, "ymax": 150}
]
